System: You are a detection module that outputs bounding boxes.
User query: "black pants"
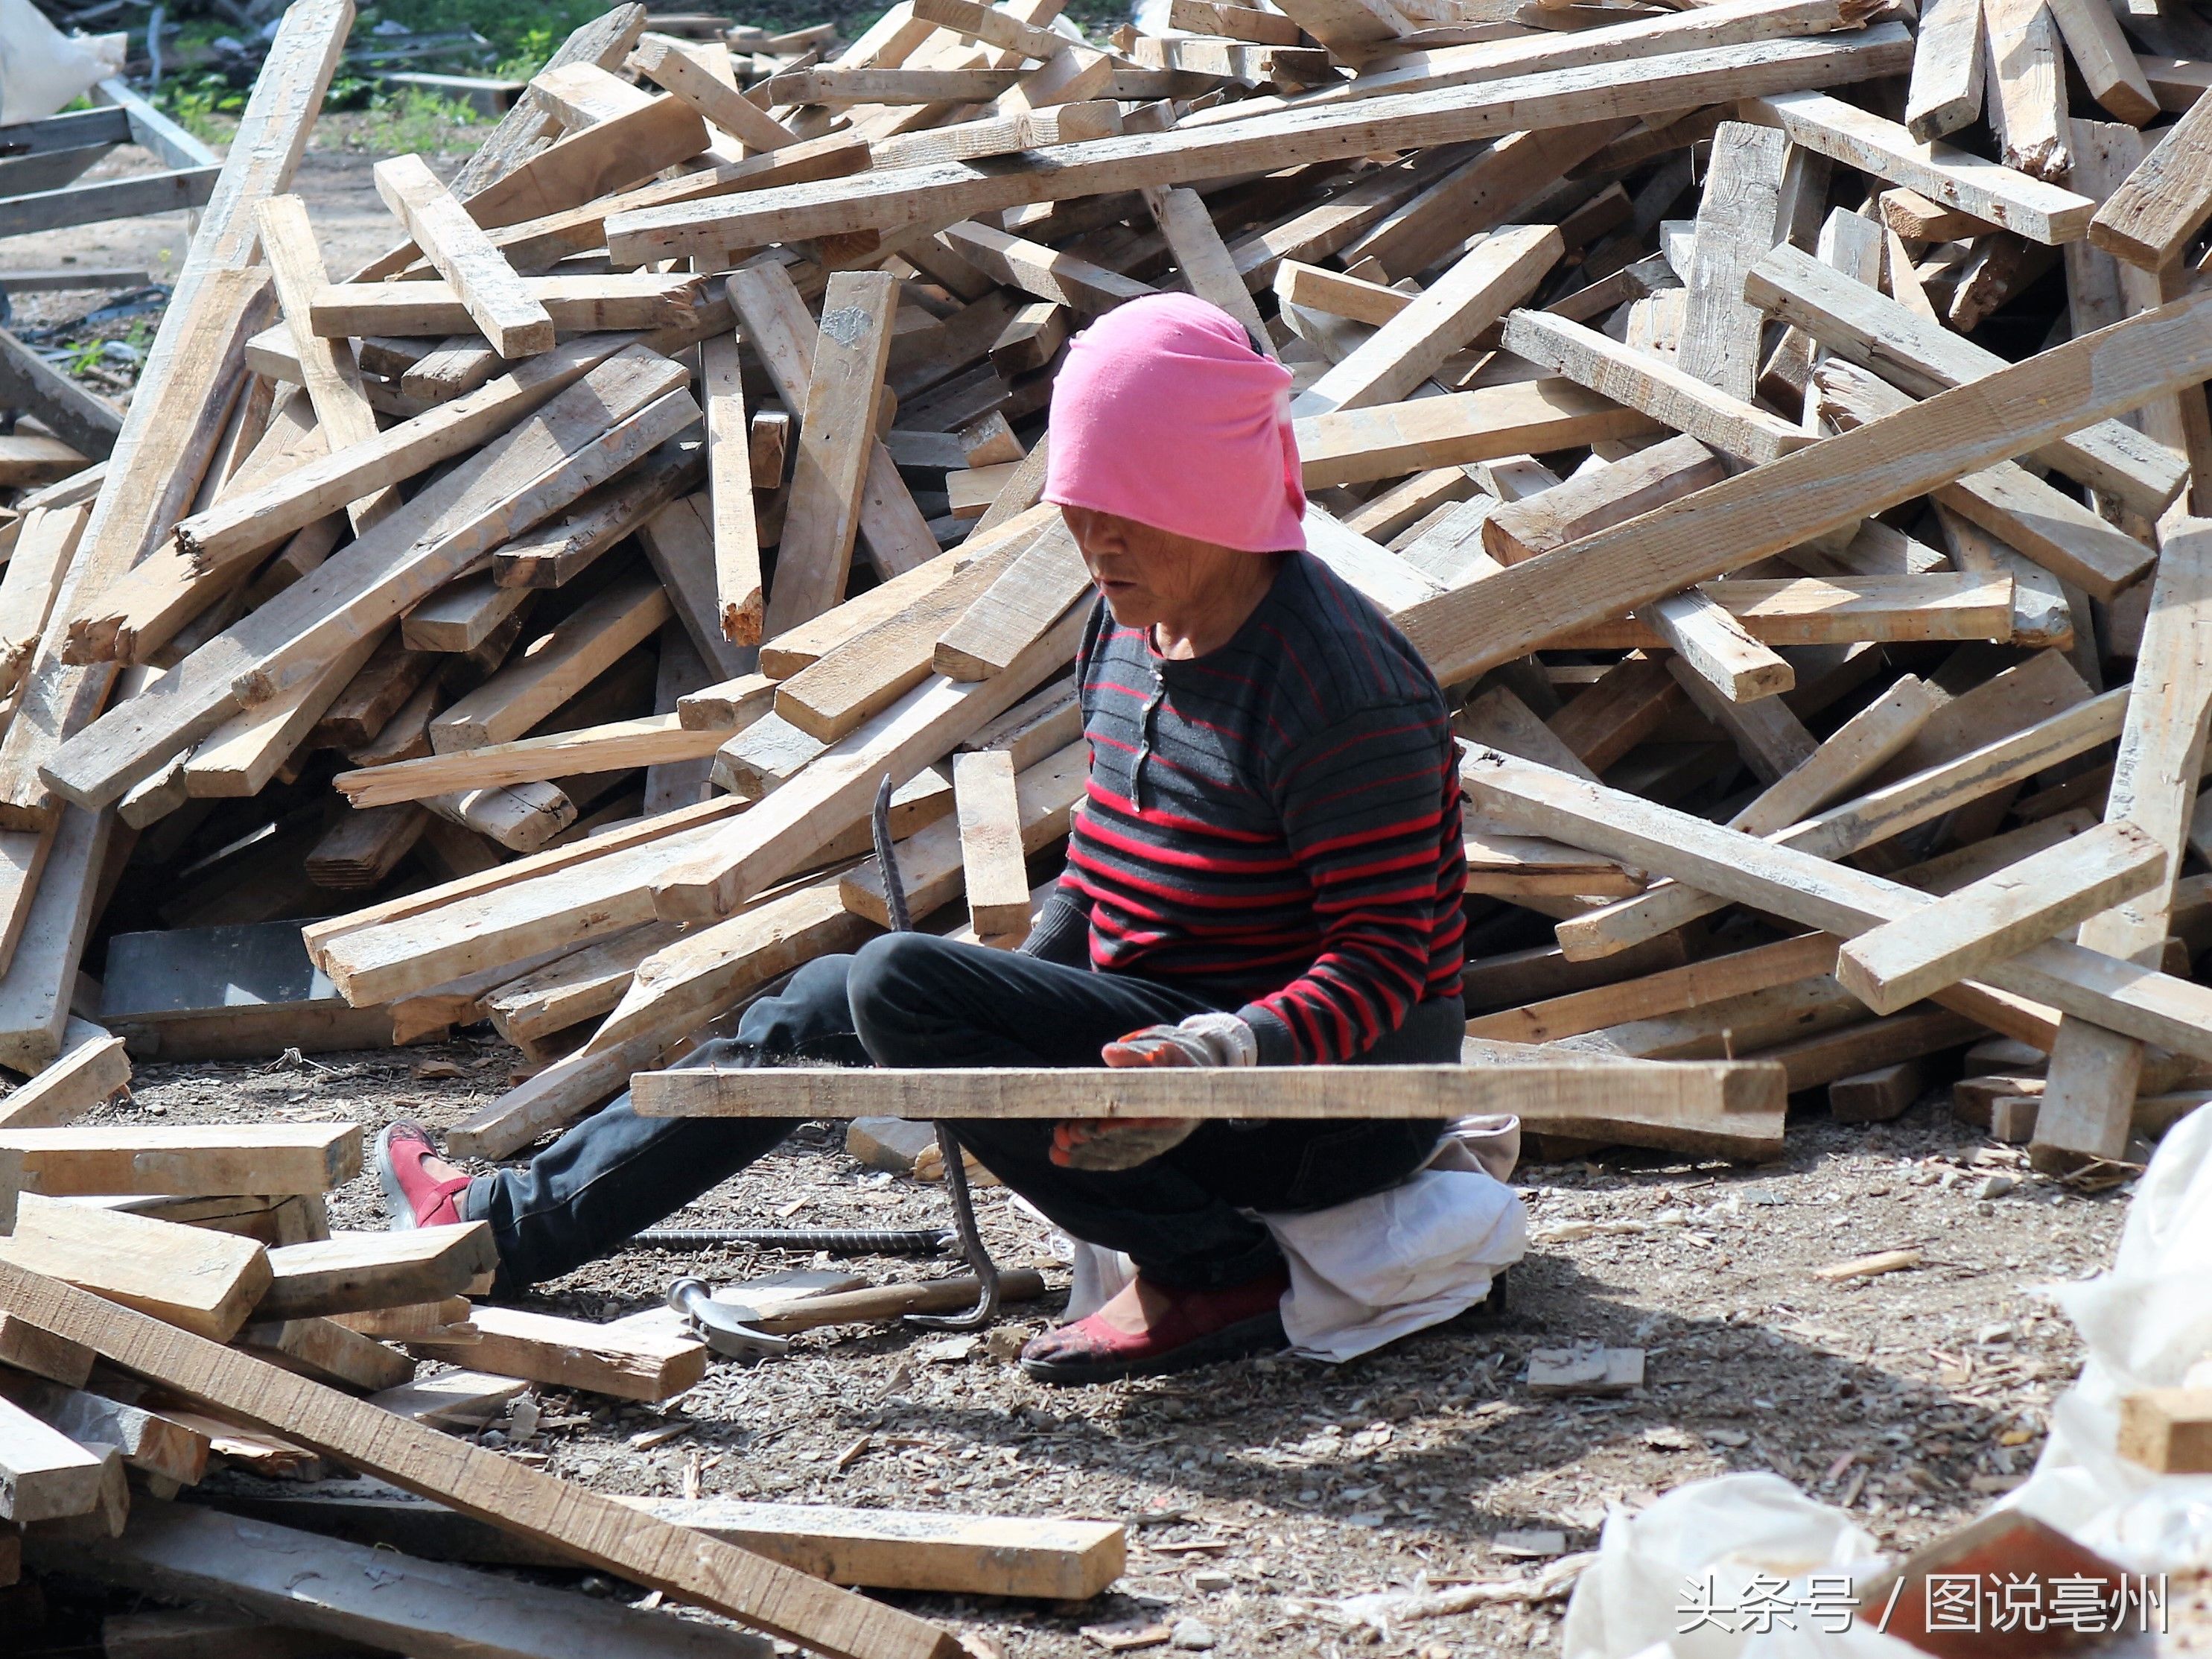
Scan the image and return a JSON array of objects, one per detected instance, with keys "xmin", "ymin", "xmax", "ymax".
[{"xmin": 463, "ymin": 933, "xmax": 1462, "ymax": 1290}]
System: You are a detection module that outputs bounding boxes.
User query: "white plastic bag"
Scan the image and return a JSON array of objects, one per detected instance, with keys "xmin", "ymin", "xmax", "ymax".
[
  {"xmin": 2002, "ymin": 1103, "xmax": 2212, "ymax": 1570},
  {"xmin": 1559, "ymin": 1474, "xmax": 1911, "ymax": 1659},
  {"xmin": 0, "ymin": 0, "xmax": 125, "ymax": 126}
]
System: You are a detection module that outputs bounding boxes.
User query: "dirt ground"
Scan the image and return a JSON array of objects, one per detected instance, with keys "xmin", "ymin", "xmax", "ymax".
[{"xmin": 83, "ymin": 1034, "xmax": 2146, "ymax": 1658}]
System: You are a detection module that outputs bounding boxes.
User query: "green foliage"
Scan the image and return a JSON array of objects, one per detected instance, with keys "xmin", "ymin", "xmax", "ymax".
[
  {"xmin": 358, "ymin": 0, "xmax": 609, "ymax": 77},
  {"xmin": 357, "ymin": 85, "xmax": 483, "ymax": 153},
  {"xmin": 154, "ymin": 72, "xmax": 246, "ymax": 143}
]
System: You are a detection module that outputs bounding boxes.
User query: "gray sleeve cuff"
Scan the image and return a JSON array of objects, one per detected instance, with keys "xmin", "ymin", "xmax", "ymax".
[
  {"xmin": 1019, "ymin": 892, "xmax": 1092, "ymax": 967},
  {"xmin": 1237, "ymin": 1003, "xmax": 1297, "ymax": 1067}
]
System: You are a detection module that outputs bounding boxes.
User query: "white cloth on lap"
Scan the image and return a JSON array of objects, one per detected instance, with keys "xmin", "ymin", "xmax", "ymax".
[{"xmin": 1030, "ymin": 1114, "xmax": 1529, "ymax": 1363}]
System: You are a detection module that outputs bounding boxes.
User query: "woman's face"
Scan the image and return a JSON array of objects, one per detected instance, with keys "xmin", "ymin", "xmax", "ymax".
[{"xmin": 1062, "ymin": 506, "xmax": 1242, "ymax": 629}]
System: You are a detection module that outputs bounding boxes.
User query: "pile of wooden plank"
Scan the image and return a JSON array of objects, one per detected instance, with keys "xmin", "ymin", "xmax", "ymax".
[
  {"xmin": 2, "ymin": 0, "xmax": 2211, "ymax": 1170},
  {"xmin": 0, "ymin": 1119, "xmax": 1119, "ymax": 1651}
]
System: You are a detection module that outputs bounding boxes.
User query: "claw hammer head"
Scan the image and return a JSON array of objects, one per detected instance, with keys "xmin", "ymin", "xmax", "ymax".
[{"xmin": 667, "ymin": 1276, "xmax": 788, "ymax": 1360}]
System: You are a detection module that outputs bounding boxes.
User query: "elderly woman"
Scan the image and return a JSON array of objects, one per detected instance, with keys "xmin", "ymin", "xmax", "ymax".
[{"xmin": 378, "ymin": 294, "xmax": 1469, "ymax": 1384}]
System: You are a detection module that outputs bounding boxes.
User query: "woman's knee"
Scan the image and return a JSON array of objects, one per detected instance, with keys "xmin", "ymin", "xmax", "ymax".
[{"xmin": 847, "ymin": 932, "xmax": 960, "ymax": 1060}]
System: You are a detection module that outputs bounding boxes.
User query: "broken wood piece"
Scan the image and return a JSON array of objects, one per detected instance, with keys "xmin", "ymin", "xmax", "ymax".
[
  {"xmin": 0, "ymin": 1195, "xmax": 270, "ymax": 1341},
  {"xmin": 2117, "ymin": 1388, "xmax": 2212, "ymax": 1474},
  {"xmin": 257, "ymin": 1223, "xmax": 498, "ymax": 1322},
  {"xmin": 954, "ymin": 749, "xmax": 1030, "ymax": 942},
  {"xmin": 430, "ymin": 578, "xmax": 671, "ymax": 752},
  {"xmin": 0, "ymin": 1122, "xmax": 358, "ymax": 1198},
  {"xmin": 1837, "ymin": 820, "xmax": 2168, "ymax": 1015},
  {"xmin": 1525, "ymin": 1343, "xmax": 1642, "ymax": 1396},
  {"xmin": 236, "ymin": 1317, "xmax": 417, "ymax": 1393},
  {"xmin": 411, "ymin": 1304, "xmax": 706, "ymax": 1402},
  {"xmin": 0, "ymin": 1018, "xmax": 130, "ymax": 1130},
  {"xmin": 0, "ymin": 1393, "xmax": 113, "ymax": 1523},
  {"xmin": 372, "ymin": 154, "xmax": 556, "ymax": 358}
]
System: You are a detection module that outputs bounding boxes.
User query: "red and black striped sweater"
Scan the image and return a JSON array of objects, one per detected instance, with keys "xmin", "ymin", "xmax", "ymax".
[{"xmin": 1025, "ymin": 551, "xmax": 1467, "ymax": 1066}]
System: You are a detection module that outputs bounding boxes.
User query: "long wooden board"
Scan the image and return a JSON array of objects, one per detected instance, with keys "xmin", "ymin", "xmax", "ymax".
[{"xmin": 0, "ymin": 1257, "xmax": 957, "ymax": 1659}]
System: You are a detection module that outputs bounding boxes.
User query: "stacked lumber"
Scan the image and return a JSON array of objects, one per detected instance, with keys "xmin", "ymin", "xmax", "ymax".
[{"xmin": 0, "ymin": 0, "xmax": 2205, "ymax": 1179}]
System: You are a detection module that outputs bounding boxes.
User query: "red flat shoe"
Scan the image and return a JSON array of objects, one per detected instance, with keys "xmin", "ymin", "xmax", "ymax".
[
  {"xmin": 1020, "ymin": 1269, "xmax": 1290, "ymax": 1385},
  {"xmin": 376, "ymin": 1121, "xmax": 471, "ymax": 1230}
]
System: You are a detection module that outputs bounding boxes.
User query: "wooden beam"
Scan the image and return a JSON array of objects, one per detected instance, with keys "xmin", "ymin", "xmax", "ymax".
[
  {"xmin": 1499, "ymin": 311, "xmax": 1811, "ymax": 466},
  {"xmin": 49, "ymin": 1497, "xmax": 774, "ymax": 1659},
  {"xmin": 1905, "ymin": 0, "xmax": 1985, "ymax": 139},
  {"xmin": 372, "ymin": 154, "xmax": 556, "ymax": 358},
  {"xmin": 338, "ymin": 714, "xmax": 728, "ymax": 807},
  {"xmin": 632, "ymin": 33, "xmax": 799, "ymax": 153},
  {"xmin": 205, "ymin": 1488, "xmax": 1124, "ymax": 1601},
  {"xmin": 1746, "ymin": 241, "xmax": 2187, "ymax": 517},
  {"xmin": 0, "ymin": 1195, "xmax": 269, "ymax": 1341},
  {"xmin": 412, "ymin": 1304, "xmax": 705, "ymax": 1402},
  {"xmin": 2089, "ymin": 85, "xmax": 2212, "ymax": 269},
  {"xmin": 237, "ymin": 1316, "xmax": 416, "ymax": 1393},
  {"xmin": 939, "ymin": 221, "xmax": 1152, "ymax": 315},
  {"xmin": 308, "ymin": 273, "xmax": 707, "ymax": 337},
  {"xmin": 953, "ymin": 749, "xmax": 1030, "ymax": 941},
  {"xmin": 2035, "ymin": 521, "xmax": 2212, "ymax": 1165},
  {"xmin": 2117, "ymin": 1389, "xmax": 2212, "ymax": 1473},
  {"xmin": 1837, "ymin": 820, "xmax": 2168, "ymax": 1014},
  {"xmin": 0, "ymin": 1259, "xmax": 958, "ymax": 1659},
  {"xmin": 1741, "ymin": 88, "xmax": 2095, "ymax": 243},
  {"xmin": 0, "ymin": 1393, "xmax": 111, "ymax": 1523},
  {"xmin": 258, "ymin": 195, "xmax": 400, "ymax": 535},
  {"xmin": 430, "ymin": 579, "xmax": 671, "ymax": 752},
  {"xmin": 258, "ymin": 1224, "xmax": 498, "ymax": 1321},
  {"xmin": 700, "ymin": 332, "xmax": 763, "ymax": 647},
  {"xmin": 1464, "ymin": 749, "xmax": 2212, "ymax": 1063},
  {"xmin": 1468, "ymin": 933, "xmax": 1840, "ymax": 1044},
  {"xmin": 1539, "ymin": 574, "xmax": 2014, "ymax": 650},
  {"xmin": 1293, "ymin": 223, "xmax": 1560, "ymax": 415},
  {"xmin": 604, "ymin": 29, "xmax": 1915, "ymax": 261},
  {"xmin": 0, "ymin": 1018, "xmax": 130, "ymax": 1130},
  {"xmin": 1394, "ymin": 285, "xmax": 2212, "ymax": 688},
  {"xmin": 1294, "ymin": 375, "xmax": 1663, "ymax": 487},
  {"xmin": 632, "ymin": 1056, "xmax": 1788, "ymax": 1158},
  {"xmin": 1678, "ymin": 121, "xmax": 1787, "ymax": 404},
  {"xmin": 0, "ymin": 1123, "xmax": 358, "ymax": 1198},
  {"xmin": 0, "ymin": 325, "xmax": 120, "ymax": 462},
  {"xmin": 933, "ymin": 519, "xmax": 1087, "ymax": 680}
]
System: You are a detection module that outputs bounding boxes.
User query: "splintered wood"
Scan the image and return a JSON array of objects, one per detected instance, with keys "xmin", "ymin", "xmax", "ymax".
[{"xmin": 7, "ymin": 0, "xmax": 2212, "ymax": 1644}]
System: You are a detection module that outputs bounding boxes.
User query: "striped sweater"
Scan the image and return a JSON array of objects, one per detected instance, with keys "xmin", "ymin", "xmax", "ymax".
[{"xmin": 1029, "ymin": 551, "xmax": 1466, "ymax": 1065}]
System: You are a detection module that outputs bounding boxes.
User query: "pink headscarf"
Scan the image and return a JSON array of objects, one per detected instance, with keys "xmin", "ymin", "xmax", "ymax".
[{"xmin": 1043, "ymin": 294, "xmax": 1306, "ymax": 553}]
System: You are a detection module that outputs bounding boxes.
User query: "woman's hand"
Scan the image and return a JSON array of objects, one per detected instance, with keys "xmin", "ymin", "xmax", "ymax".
[{"xmin": 1048, "ymin": 1014, "xmax": 1257, "ymax": 1168}]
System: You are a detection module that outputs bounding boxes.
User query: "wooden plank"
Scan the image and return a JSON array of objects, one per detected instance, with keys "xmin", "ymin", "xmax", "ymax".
[
  {"xmin": 1464, "ymin": 749, "xmax": 2212, "ymax": 1064},
  {"xmin": 1742, "ymin": 88, "xmax": 2095, "ymax": 243},
  {"xmin": 1555, "ymin": 679, "xmax": 2121, "ymax": 957},
  {"xmin": 1746, "ymin": 241, "xmax": 2187, "ymax": 518},
  {"xmin": 653, "ymin": 611, "xmax": 1087, "ymax": 922},
  {"xmin": 588, "ymin": 875, "xmax": 871, "ymax": 1055},
  {"xmin": 0, "ymin": 1123, "xmax": 358, "ymax": 1199},
  {"xmin": 728, "ymin": 261, "xmax": 935, "ymax": 584},
  {"xmin": 1677, "ymin": 121, "xmax": 1787, "ymax": 404},
  {"xmin": 45, "ymin": 351, "xmax": 695, "ymax": 812},
  {"xmin": 842, "ymin": 740, "xmax": 1085, "ymax": 927},
  {"xmin": 446, "ymin": 6, "xmax": 648, "ymax": 199},
  {"xmin": 1540, "ymin": 575, "xmax": 2015, "ymax": 650},
  {"xmin": 258, "ymin": 1224, "xmax": 498, "ymax": 1322},
  {"xmin": 769, "ymin": 271, "xmax": 902, "ymax": 636},
  {"xmin": 412, "ymin": 1304, "xmax": 705, "ymax": 1402},
  {"xmin": 0, "ymin": 1374, "xmax": 208, "ymax": 1486},
  {"xmin": 1483, "ymin": 436, "xmax": 1725, "ymax": 563},
  {"xmin": 635, "ymin": 493, "xmax": 756, "ymax": 682},
  {"xmin": 1985, "ymin": 0, "xmax": 2069, "ymax": 178},
  {"xmin": 0, "ymin": 1260, "xmax": 957, "ymax": 1659},
  {"xmin": 2089, "ymin": 88, "xmax": 2212, "ymax": 270},
  {"xmin": 1499, "ymin": 312, "xmax": 1811, "ymax": 466},
  {"xmin": 51, "ymin": 1499, "xmax": 766, "ymax": 1659},
  {"xmin": 184, "ymin": 629, "xmax": 384, "ymax": 799},
  {"xmin": 1837, "ymin": 820, "xmax": 2168, "ymax": 1014},
  {"xmin": 1295, "ymin": 375, "xmax": 1664, "ymax": 486},
  {"xmin": 1906, "ymin": 0, "xmax": 1986, "ymax": 139},
  {"xmin": 2035, "ymin": 522, "xmax": 2212, "ymax": 1166},
  {"xmin": 932, "ymin": 521, "xmax": 1087, "ymax": 682},
  {"xmin": 237, "ymin": 1318, "xmax": 416, "ymax": 1393},
  {"xmin": 941, "ymin": 222, "xmax": 1153, "ymax": 315},
  {"xmin": 0, "ymin": 1393, "xmax": 110, "ymax": 1523},
  {"xmin": 0, "ymin": 502, "xmax": 89, "ymax": 702},
  {"xmin": 1395, "ymin": 285, "xmax": 2212, "ymax": 688},
  {"xmin": 0, "ymin": 1018, "xmax": 130, "ymax": 1130},
  {"xmin": 778, "ymin": 551, "xmax": 1014, "ymax": 741},
  {"xmin": 953, "ymin": 749, "xmax": 1029, "ymax": 941},
  {"xmin": 209, "ymin": 1488, "xmax": 1124, "ymax": 1601},
  {"xmin": 1294, "ymin": 224, "xmax": 1560, "ymax": 415},
  {"xmin": 430, "ymin": 579, "xmax": 671, "ymax": 752},
  {"xmin": 258, "ymin": 195, "xmax": 399, "ymax": 535},
  {"xmin": 2044, "ymin": 0, "xmax": 2157, "ymax": 124},
  {"xmin": 632, "ymin": 33, "xmax": 798, "ymax": 153},
  {"xmin": 496, "ymin": 443, "xmax": 702, "ymax": 591},
  {"xmin": 308, "ymin": 274, "xmax": 707, "ymax": 337},
  {"xmin": 338, "ymin": 715, "xmax": 727, "ymax": 807},
  {"xmin": 605, "ymin": 29, "xmax": 1916, "ymax": 261},
  {"xmin": 2117, "ymin": 1389, "xmax": 2212, "ymax": 1473},
  {"xmin": 1468, "ymin": 933, "xmax": 1840, "ymax": 1044},
  {"xmin": 372, "ymin": 154, "xmax": 556, "ymax": 358},
  {"xmin": 699, "ymin": 332, "xmax": 764, "ymax": 647},
  {"xmin": 635, "ymin": 1056, "xmax": 1790, "ymax": 1158},
  {"xmin": 0, "ymin": 1195, "xmax": 269, "ymax": 1342}
]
